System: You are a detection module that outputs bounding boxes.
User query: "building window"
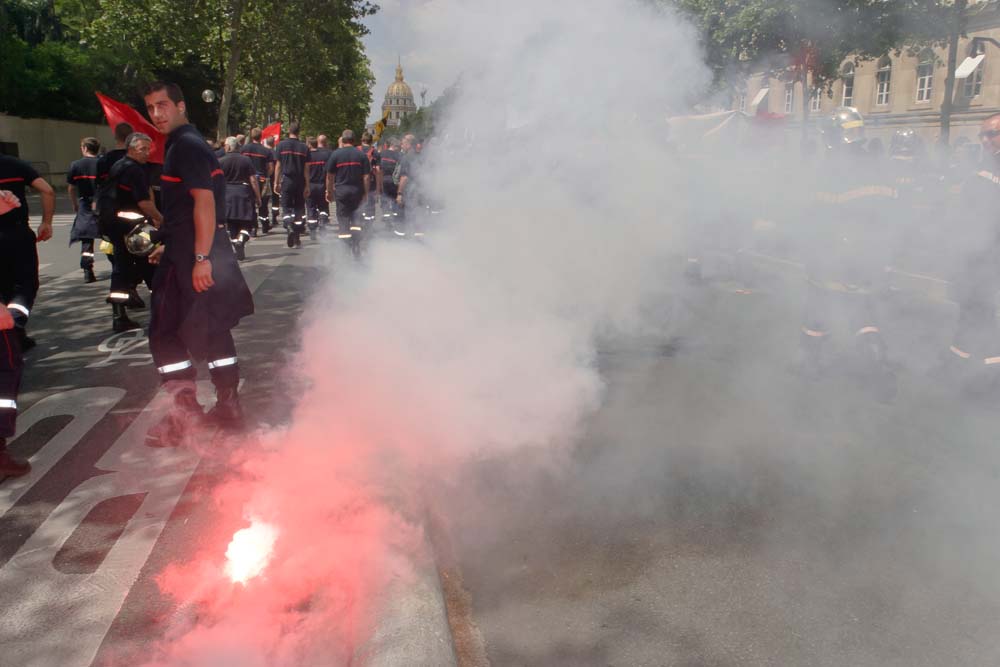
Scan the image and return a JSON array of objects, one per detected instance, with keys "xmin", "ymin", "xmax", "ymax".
[
  {"xmin": 876, "ymin": 57, "xmax": 892, "ymax": 106},
  {"xmin": 784, "ymin": 84, "xmax": 794, "ymax": 113},
  {"xmin": 810, "ymin": 89, "xmax": 822, "ymax": 112},
  {"xmin": 842, "ymin": 64, "xmax": 855, "ymax": 107},
  {"xmin": 916, "ymin": 55, "xmax": 933, "ymax": 103},
  {"xmin": 964, "ymin": 43, "xmax": 985, "ymax": 98}
]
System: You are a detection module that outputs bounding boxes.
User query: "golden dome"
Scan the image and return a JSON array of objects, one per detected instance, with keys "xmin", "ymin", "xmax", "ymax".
[{"xmin": 385, "ymin": 63, "xmax": 414, "ymax": 101}]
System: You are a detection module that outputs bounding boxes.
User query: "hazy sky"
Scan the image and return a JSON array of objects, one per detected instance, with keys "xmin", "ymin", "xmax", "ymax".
[{"xmin": 362, "ymin": 0, "xmax": 449, "ymax": 123}]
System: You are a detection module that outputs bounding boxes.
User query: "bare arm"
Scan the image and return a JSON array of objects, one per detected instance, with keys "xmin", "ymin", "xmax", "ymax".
[
  {"xmin": 68, "ymin": 184, "xmax": 78, "ymax": 212},
  {"xmin": 273, "ymin": 161, "xmax": 282, "ymax": 191},
  {"xmin": 250, "ymin": 176, "xmax": 261, "ymax": 206},
  {"xmin": 32, "ymin": 177, "xmax": 55, "ymax": 241},
  {"xmin": 190, "ymin": 189, "xmax": 217, "ymax": 293},
  {"xmin": 326, "ymin": 172, "xmax": 335, "ymax": 203},
  {"xmin": 138, "ymin": 198, "xmax": 163, "ymax": 228}
]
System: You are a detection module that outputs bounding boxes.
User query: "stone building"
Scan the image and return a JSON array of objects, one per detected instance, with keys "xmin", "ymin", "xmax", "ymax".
[
  {"xmin": 381, "ymin": 61, "xmax": 418, "ymax": 128},
  {"xmin": 733, "ymin": 2, "xmax": 1000, "ymax": 146}
]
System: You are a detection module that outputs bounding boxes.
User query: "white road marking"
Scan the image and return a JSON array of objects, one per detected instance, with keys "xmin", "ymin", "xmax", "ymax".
[
  {"xmin": 0, "ymin": 382, "xmax": 230, "ymax": 667},
  {"xmin": 0, "ymin": 388, "xmax": 125, "ymax": 516}
]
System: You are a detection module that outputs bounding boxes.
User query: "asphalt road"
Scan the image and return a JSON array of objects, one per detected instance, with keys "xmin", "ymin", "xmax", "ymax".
[{"xmin": 5, "ymin": 192, "xmax": 1000, "ymax": 666}]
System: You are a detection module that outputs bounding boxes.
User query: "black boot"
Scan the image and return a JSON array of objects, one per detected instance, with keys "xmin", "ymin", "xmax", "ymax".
[
  {"xmin": 14, "ymin": 326, "xmax": 35, "ymax": 352},
  {"xmin": 83, "ymin": 267, "xmax": 97, "ymax": 283},
  {"xmin": 112, "ymin": 303, "xmax": 141, "ymax": 333},
  {"xmin": 127, "ymin": 289, "xmax": 146, "ymax": 309},
  {"xmin": 146, "ymin": 385, "xmax": 204, "ymax": 448},
  {"xmin": 0, "ymin": 438, "xmax": 30, "ymax": 478},
  {"xmin": 204, "ymin": 386, "xmax": 245, "ymax": 430}
]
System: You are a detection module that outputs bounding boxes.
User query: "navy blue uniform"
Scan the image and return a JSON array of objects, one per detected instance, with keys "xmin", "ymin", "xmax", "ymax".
[
  {"xmin": 275, "ymin": 137, "xmax": 308, "ymax": 229},
  {"xmin": 67, "ymin": 156, "xmax": 101, "ymax": 268},
  {"xmin": 151, "ymin": 123, "xmax": 254, "ymax": 392},
  {"xmin": 0, "ymin": 156, "xmax": 40, "ymax": 437},
  {"xmin": 105, "ymin": 156, "xmax": 155, "ymax": 302},
  {"xmin": 305, "ymin": 146, "xmax": 333, "ymax": 233},
  {"xmin": 325, "ymin": 146, "xmax": 370, "ymax": 235},
  {"xmin": 240, "ymin": 141, "xmax": 274, "ymax": 230}
]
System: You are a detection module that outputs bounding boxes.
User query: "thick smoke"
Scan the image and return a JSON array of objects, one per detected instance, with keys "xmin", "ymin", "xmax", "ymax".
[{"xmin": 132, "ymin": 0, "xmax": 1000, "ymax": 663}]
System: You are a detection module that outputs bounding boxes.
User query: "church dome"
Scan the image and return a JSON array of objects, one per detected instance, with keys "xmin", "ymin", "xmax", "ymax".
[{"xmin": 386, "ymin": 64, "xmax": 414, "ymax": 100}]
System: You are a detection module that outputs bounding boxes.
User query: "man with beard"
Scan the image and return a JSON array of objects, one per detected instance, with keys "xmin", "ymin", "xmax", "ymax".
[
  {"xmin": 305, "ymin": 135, "xmax": 333, "ymax": 240},
  {"xmin": 143, "ymin": 81, "xmax": 254, "ymax": 441},
  {"xmin": 274, "ymin": 121, "xmax": 309, "ymax": 248},
  {"xmin": 240, "ymin": 127, "xmax": 274, "ymax": 234},
  {"xmin": 325, "ymin": 129, "xmax": 370, "ymax": 246},
  {"xmin": 100, "ymin": 132, "xmax": 161, "ymax": 332},
  {"xmin": 67, "ymin": 136, "xmax": 102, "ymax": 282}
]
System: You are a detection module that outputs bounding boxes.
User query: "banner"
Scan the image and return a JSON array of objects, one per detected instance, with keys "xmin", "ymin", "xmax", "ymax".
[
  {"xmin": 95, "ymin": 92, "xmax": 166, "ymax": 163},
  {"xmin": 373, "ymin": 110, "xmax": 391, "ymax": 141},
  {"xmin": 262, "ymin": 122, "xmax": 281, "ymax": 143}
]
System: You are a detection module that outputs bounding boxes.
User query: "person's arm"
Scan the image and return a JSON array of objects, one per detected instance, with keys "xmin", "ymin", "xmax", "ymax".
[
  {"xmin": 32, "ymin": 177, "xmax": 55, "ymax": 241},
  {"xmin": 273, "ymin": 160, "xmax": 282, "ymax": 192},
  {"xmin": 304, "ymin": 162, "xmax": 311, "ymax": 197},
  {"xmin": 190, "ymin": 189, "xmax": 216, "ymax": 293},
  {"xmin": 326, "ymin": 171, "xmax": 335, "ymax": 204},
  {"xmin": 138, "ymin": 199, "xmax": 163, "ymax": 227},
  {"xmin": 68, "ymin": 184, "xmax": 79, "ymax": 212},
  {"xmin": 250, "ymin": 174, "xmax": 261, "ymax": 206},
  {"xmin": 397, "ymin": 175, "xmax": 408, "ymax": 203}
]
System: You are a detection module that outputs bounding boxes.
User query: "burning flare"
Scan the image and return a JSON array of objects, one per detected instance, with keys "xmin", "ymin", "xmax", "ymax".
[{"xmin": 224, "ymin": 520, "xmax": 277, "ymax": 585}]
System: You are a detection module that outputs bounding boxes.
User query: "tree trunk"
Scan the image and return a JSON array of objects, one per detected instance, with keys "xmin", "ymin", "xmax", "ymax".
[
  {"xmin": 215, "ymin": 0, "xmax": 246, "ymax": 141},
  {"xmin": 940, "ymin": 0, "xmax": 968, "ymax": 148}
]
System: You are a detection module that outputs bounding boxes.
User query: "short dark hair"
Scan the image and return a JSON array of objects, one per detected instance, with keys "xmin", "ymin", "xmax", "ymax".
[
  {"xmin": 81, "ymin": 137, "xmax": 101, "ymax": 154},
  {"xmin": 114, "ymin": 122, "xmax": 134, "ymax": 142},
  {"xmin": 288, "ymin": 121, "xmax": 301, "ymax": 135},
  {"xmin": 250, "ymin": 127, "xmax": 262, "ymax": 141},
  {"xmin": 361, "ymin": 131, "xmax": 373, "ymax": 144},
  {"xmin": 142, "ymin": 81, "xmax": 185, "ymax": 104},
  {"xmin": 306, "ymin": 135, "xmax": 317, "ymax": 148}
]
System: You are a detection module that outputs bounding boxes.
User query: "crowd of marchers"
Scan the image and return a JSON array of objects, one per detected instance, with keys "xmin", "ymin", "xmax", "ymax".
[
  {"xmin": 0, "ymin": 80, "xmax": 428, "ymax": 478},
  {"xmin": 681, "ymin": 106, "xmax": 1000, "ymax": 404}
]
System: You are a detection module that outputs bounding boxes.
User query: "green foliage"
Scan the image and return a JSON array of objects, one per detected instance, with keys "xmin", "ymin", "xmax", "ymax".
[{"xmin": 0, "ymin": 0, "xmax": 377, "ymax": 137}]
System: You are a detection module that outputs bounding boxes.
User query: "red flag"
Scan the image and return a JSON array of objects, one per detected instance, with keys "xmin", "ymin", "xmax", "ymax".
[
  {"xmin": 95, "ymin": 92, "xmax": 167, "ymax": 164},
  {"xmin": 261, "ymin": 122, "xmax": 281, "ymax": 143}
]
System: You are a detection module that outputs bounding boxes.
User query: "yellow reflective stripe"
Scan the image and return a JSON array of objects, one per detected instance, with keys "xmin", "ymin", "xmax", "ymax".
[
  {"xmin": 856, "ymin": 326, "xmax": 880, "ymax": 335},
  {"xmin": 842, "ymin": 120, "xmax": 864, "ymax": 129},
  {"xmin": 984, "ymin": 356, "xmax": 1000, "ymax": 365},
  {"xmin": 950, "ymin": 345, "xmax": 972, "ymax": 359},
  {"xmin": 802, "ymin": 327, "xmax": 827, "ymax": 337}
]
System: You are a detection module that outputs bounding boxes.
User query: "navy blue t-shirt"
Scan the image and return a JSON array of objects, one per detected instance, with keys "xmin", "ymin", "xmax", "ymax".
[
  {"xmin": 161, "ymin": 124, "xmax": 226, "ymax": 259},
  {"xmin": 325, "ymin": 146, "xmax": 370, "ymax": 196},
  {"xmin": 0, "ymin": 155, "xmax": 40, "ymax": 228}
]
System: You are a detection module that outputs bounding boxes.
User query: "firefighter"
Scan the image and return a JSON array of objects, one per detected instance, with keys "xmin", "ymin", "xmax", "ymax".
[
  {"xmin": 800, "ymin": 107, "xmax": 897, "ymax": 401},
  {"xmin": 220, "ymin": 137, "xmax": 260, "ymax": 260},
  {"xmin": 99, "ymin": 133, "xmax": 162, "ymax": 332},
  {"xmin": 96, "ymin": 122, "xmax": 133, "ymax": 182},
  {"xmin": 67, "ymin": 136, "xmax": 102, "ymax": 283},
  {"xmin": 142, "ymin": 81, "xmax": 254, "ymax": 441},
  {"xmin": 379, "ymin": 137, "xmax": 402, "ymax": 223},
  {"xmin": 358, "ymin": 131, "xmax": 380, "ymax": 224},
  {"xmin": 240, "ymin": 127, "xmax": 274, "ymax": 235},
  {"xmin": 325, "ymin": 129, "xmax": 371, "ymax": 254},
  {"xmin": 0, "ymin": 157, "xmax": 55, "ymax": 478},
  {"xmin": 264, "ymin": 135, "xmax": 280, "ymax": 231},
  {"xmin": 941, "ymin": 112, "xmax": 1000, "ymax": 396},
  {"xmin": 304, "ymin": 135, "xmax": 333, "ymax": 240},
  {"xmin": 0, "ymin": 155, "xmax": 54, "ymax": 354},
  {"xmin": 274, "ymin": 121, "xmax": 309, "ymax": 248}
]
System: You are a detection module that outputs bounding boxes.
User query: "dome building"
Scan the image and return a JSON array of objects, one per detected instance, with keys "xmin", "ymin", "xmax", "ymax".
[{"xmin": 382, "ymin": 61, "xmax": 418, "ymax": 127}]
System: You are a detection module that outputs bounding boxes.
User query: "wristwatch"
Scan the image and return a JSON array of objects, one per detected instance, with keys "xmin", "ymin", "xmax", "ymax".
[{"xmin": 195, "ymin": 253, "xmax": 209, "ymax": 263}]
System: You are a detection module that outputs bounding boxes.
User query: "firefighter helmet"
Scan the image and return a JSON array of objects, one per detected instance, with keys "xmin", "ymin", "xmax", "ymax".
[
  {"xmin": 124, "ymin": 221, "xmax": 160, "ymax": 256},
  {"xmin": 821, "ymin": 106, "xmax": 865, "ymax": 149}
]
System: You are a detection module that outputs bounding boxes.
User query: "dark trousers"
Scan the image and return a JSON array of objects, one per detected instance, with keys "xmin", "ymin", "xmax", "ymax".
[
  {"xmin": 335, "ymin": 194, "xmax": 362, "ymax": 234},
  {"xmin": 279, "ymin": 180, "xmax": 305, "ymax": 229},
  {"xmin": 950, "ymin": 251, "xmax": 1000, "ymax": 360},
  {"xmin": 306, "ymin": 190, "xmax": 329, "ymax": 230},
  {"xmin": 108, "ymin": 222, "xmax": 153, "ymax": 303},
  {"xmin": 227, "ymin": 219, "xmax": 254, "ymax": 241},
  {"xmin": 149, "ymin": 262, "xmax": 240, "ymax": 392},
  {"xmin": 80, "ymin": 239, "xmax": 95, "ymax": 270},
  {"xmin": 0, "ymin": 226, "xmax": 36, "ymax": 438}
]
